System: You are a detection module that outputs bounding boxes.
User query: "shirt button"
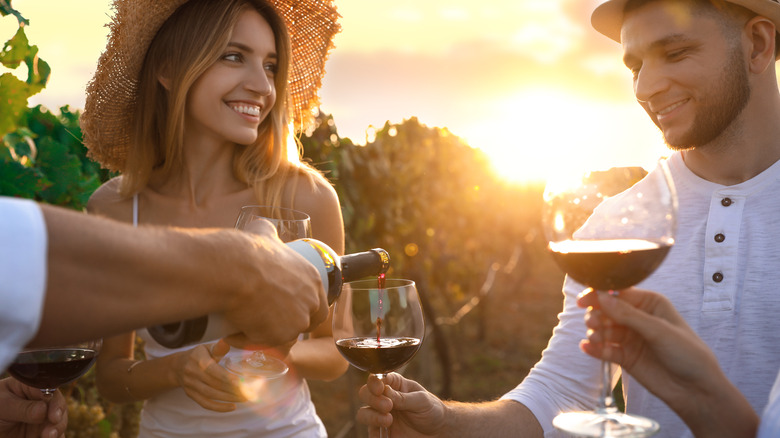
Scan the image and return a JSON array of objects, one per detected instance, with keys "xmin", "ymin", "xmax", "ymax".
[
  {"xmin": 721, "ymin": 198, "xmax": 733, "ymax": 207},
  {"xmin": 714, "ymin": 233, "xmax": 725, "ymax": 243},
  {"xmin": 712, "ymin": 272, "xmax": 724, "ymax": 283}
]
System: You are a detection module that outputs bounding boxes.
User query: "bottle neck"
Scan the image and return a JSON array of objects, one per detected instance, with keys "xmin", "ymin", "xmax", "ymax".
[{"xmin": 341, "ymin": 248, "xmax": 390, "ymax": 282}]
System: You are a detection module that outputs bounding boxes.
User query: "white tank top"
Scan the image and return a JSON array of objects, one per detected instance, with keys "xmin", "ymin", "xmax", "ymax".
[{"xmin": 131, "ymin": 194, "xmax": 327, "ymax": 437}]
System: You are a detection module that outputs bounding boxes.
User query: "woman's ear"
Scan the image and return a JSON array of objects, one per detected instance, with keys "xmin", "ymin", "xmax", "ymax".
[
  {"xmin": 158, "ymin": 74, "xmax": 171, "ymax": 90},
  {"xmin": 745, "ymin": 16, "xmax": 776, "ymax": 74}
]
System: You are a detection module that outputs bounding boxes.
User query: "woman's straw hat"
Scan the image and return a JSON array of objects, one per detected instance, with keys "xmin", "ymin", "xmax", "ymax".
[
  {"xmin": 81, "ymin": 0, "xmax": 341, "ymax": 171},
  {"xmin": 592, "ymin": 0, "xmax": 780, "ymax": 49}
]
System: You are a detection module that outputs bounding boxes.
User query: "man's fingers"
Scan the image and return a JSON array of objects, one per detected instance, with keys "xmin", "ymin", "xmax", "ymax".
[
  {"xmin": 580, "ymin": 338, "xmax": 626, "ymax": 364},
  {"xmin": 305, "ymin": 293, "xmax": 329, "ymax": 333},
  {"xmin": 358, "ymin": 382, "xmax": 393, "ymax": 413},
  {"xmin": 0, "ymin": 397, "xmax": 47, "ymax": 424},
  {"xmin": 356, "ymin": 405, "xmax": 393, "ymax": 428}
]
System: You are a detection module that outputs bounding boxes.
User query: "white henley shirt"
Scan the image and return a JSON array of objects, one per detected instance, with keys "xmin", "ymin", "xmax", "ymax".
[{"xmin": 503, "ymin": 151, "xmax": 780, "ymax": 438}]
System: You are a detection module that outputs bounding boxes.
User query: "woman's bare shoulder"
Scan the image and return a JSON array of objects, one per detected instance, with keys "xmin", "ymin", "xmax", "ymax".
[
  {"xmin": 291, "ymin": 171, "xmax": 340, "ymax": 212},
  {"xmin": 289, "ymin": 170, "xmax": 345, "ymax": 253},
  {"xmin": 87, "ymin": 176, "xmax": 133, "ymax": 222}
]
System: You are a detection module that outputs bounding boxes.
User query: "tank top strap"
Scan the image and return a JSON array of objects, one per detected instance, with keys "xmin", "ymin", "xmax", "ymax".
[{"xmin": 132, "ymin": 193, "xmax": 139, "ymax": 227}]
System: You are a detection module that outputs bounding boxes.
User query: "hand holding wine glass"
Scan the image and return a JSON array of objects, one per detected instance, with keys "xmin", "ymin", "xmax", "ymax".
[
  {"xmin": 333, "ymin": 278, "xmax": 425, "ymax": 438},
  {"xmin": 0, "ymin": 377, "xmax": 68, "ymax": 438},
  {"xmin": 542, "ymin": 160, "xmax": 677, "ymax": 437}
]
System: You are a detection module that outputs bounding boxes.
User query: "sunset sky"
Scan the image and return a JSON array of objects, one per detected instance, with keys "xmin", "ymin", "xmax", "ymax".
[{"xmin": 3, "ymin": 0, "xmax": 670, "ymax": 183}]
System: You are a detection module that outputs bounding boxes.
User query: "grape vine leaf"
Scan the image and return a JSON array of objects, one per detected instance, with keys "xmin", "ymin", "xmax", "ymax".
[
  {"xmin": 0, "ymin": 26, "xmax": 31, "ymax": 68},
  {"xmin": 0, "ymin": 0, "xmax": 28, "ymax": 26},
  {"xmin": 0, "ymin": 73, "xmax": 30, "ymax": 138}
]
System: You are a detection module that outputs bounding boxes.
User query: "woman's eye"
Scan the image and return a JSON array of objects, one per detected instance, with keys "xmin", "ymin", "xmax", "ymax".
[
  {"xmin": 264, "ymin": 63, "xmax": 278, "ymax": 74},
  {"xmin": 223, "ymin": 53, "xmax": 242, "ymax": 62}
]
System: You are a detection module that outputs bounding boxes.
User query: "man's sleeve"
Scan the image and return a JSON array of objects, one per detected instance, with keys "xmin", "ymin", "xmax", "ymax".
[
  {"xmin": 500, "ymin": 276, "xmax": 604, "ymax": 436},
  {"xmin": 0, "ymin": 197, "xmax": 47, "ymax": 372}
]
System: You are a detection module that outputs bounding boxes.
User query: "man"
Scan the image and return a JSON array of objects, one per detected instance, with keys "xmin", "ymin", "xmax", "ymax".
[
  {"xmin": 356, "ymin": 0, "xmax": 780, "ymax": 436},
  {"xmin": 1, "ymin": 196, "xmax": 330, "ymax": 437}
]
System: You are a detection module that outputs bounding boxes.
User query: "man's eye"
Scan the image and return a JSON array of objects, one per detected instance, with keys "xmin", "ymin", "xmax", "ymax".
[{"xmin": 667, "ymin": 49, "xmax": 686, "ymax": 60}]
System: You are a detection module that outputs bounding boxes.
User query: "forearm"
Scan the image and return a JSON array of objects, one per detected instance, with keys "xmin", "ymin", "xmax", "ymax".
[
  {"xmin": 97, "ymin": 353, "xmax": 182, "ymax": 403},
  {"xmin": 674, "ymin": 375, "xmax": 758, "ymax": 438},
  {"xmin": 441, "ymin": 399, "xmax": 543, "ymax": 438},
  {"xmin": 288, "ymin": 337, "xmax": 348, "ymax": 381},
  {"xmin": 34, "ymin": 205, "xmax": 234, "ymax": 346}
]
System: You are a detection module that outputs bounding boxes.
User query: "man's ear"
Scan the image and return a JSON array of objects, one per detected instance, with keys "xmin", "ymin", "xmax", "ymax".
[{"xmin": 745, "ymin": 16, "xmax": 776, "ymax": 74}]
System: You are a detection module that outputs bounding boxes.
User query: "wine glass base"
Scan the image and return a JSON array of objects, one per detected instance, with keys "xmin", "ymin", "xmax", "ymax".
[
  {"xmin": 223, "ymin": 355, "xmax": 288, "ymax": 379},
  {"xmin": 553, "ymin": 410, "xmax": 659, "ymax": 437}
]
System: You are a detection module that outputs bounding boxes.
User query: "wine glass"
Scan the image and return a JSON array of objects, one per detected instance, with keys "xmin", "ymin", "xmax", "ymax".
[
  {"xmin": 225, "ymin": 205, "xmax": 312, "ymax": 379},
  {"xmin": 7, "ymin": 339, "xmax": 102, "ymax": 396},
  {"xmin": 333, "ymin": 278, "xmax": 425, "ymax": 438},
  {"xmin": 542, "ymin": 160, "xmax": 677, "ymax": 437}
]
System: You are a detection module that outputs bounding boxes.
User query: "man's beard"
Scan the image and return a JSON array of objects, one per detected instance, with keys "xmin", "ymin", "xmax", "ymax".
[{"xmin": 662, "ymin": 44, "xmax": 751, "ymax": 151}]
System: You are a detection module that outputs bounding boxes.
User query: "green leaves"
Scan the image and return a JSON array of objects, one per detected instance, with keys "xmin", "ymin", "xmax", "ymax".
[
  {"xmin": 0, "ymin": 1, "xmax": 98, "ymax": 210},
  {"xmin": 0, "ymin": 105, "xmax": 107, "ymax": 210},
  {"xmin": 0, "ymin": 73, "xmax": 29, "ymax": 137},
  {"xmin": 0, "ymin": 24, "xmax": 51, "ymax": 94},
  {"xmin": 0, "ymin": 0, "xmax": 29, "ymax": 26}
]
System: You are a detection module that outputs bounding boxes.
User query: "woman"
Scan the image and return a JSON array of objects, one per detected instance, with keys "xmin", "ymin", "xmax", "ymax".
[{"xmin": 80, "ymin": 0, "xmax": 347, "ymax": 436}]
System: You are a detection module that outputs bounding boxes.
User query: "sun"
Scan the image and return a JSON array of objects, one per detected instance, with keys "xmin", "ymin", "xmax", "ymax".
[{"xmin": 460, "ymin": 89, "xmax": 668, "ymax": 185}]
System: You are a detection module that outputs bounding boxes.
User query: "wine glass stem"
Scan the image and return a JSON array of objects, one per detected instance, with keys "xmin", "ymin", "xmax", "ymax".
[
  {"xmin": 374, "ymin": 373, "xmax": 389, "ymax": 438},
  {"xmin": 599, "ymin": 359, "xmax": 617, "ymax": 412}
]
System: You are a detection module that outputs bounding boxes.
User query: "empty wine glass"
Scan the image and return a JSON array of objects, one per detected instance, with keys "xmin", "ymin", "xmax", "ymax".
[
  {"xmin": 225, "ymin": 205, "xmax": 312, "ymax": 379},
  {"xmin": 333, "ymin": 278, "xmax": 425, "ymax": 438},
  {"xmin": 8, "ymin": 339, "xmax": 102, "ymax": 396},
  {"xmin": 542, "ymin": 160, "xmax": 677, "ymax": 437}
]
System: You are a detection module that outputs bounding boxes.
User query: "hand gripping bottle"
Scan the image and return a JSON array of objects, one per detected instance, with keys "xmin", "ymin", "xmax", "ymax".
[{"xmin": 148, "ymin": 239, "xmax": 390, "ymax": 348}]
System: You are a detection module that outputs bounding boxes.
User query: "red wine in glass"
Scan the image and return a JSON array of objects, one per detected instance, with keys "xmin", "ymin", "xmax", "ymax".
[
  {"xmin": 8, "ymin": 340, "xmax": 101, "ymax": 395},
  {"xmin": 542, "ymin": 161, "xmax": 677, "ymax": 437},
  {"xmin": 333, "ymin": 278, "xmax": 424, "ymax": 438},
  {"xmin": 335, "ymin": 336, "xmax": 422, "ymax": 374},
  {"xmin": 548, "ymin": 238, "xmax": 672, "ymax": 291}
]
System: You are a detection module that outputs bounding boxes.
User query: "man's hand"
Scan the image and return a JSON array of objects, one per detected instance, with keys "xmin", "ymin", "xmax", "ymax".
[
  {"xmin": 220, "ymin": 221, "xmax": 329, "ymax": 348},
  {"xmin": 0, "ymin": 377, "xmax": 67, "ymax": 438},
  {"xmin": 356, "ymin": 373, "xmax": 446, "ymax": 437}
]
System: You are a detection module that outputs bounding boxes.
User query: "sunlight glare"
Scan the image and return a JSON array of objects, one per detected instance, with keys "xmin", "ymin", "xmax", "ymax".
[{"xmin": 462, "ymin": 89, "xmax": 667, "ymax": 185}]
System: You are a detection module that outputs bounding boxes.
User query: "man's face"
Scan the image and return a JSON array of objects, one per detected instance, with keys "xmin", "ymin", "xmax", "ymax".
[{"xmin": 620, "ymin": 0, "xmax": 750, "ymax": 150}]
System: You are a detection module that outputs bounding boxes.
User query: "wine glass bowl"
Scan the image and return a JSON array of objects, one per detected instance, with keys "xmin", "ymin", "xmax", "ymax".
[
  {"xmin": 542, "ymin": 161, "xmax": 677, "ymax": 437},
  {"xmin": 226, "ymin": 205, "xmax": 313, "ymax": 380},
  {"xmin": 234, "ymin": 205, "xmax": 311, "ymax": 243},
  {"xmin": 7, "ymin": 339, "xmax": 102, "ymax": 395},
  {"xmin": 333, "ymin": 278, "xmax": 424, "ymax": 438}
]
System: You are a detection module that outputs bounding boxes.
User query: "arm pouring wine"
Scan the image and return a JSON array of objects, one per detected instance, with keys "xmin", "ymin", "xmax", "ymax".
[{"xmin": 148, "ymin": 239, "xmax": 391, "ymax": 349}]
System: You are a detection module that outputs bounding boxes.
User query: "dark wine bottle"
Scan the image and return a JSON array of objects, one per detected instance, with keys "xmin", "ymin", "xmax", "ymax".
[{"xmin": 148, "ymin": 239, "xmax": 390, "ymax": 348}]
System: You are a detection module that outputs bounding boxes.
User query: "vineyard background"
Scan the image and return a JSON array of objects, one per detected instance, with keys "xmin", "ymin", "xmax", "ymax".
[{"xmin": 1, "ymin": 3, "xmax": 569, "ymax": 437}]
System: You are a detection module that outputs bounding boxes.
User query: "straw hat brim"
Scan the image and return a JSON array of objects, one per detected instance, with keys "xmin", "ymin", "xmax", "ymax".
[
  {"xmin": 592, "ymin": 0, "xmax": 780, "ymax": 53},
  {"xmin": 81, "ymin": 0, "xmax": 341, "ymax": 172}
]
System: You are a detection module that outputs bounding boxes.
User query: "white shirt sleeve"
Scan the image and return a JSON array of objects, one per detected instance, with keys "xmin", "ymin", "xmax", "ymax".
[
  {"xmin": 0, "ymin": 197, "xmax": 47, "ymax": 372},
  {"xmin": 500, "ymin": 276, "xmax": 603, "ymax": 436}
]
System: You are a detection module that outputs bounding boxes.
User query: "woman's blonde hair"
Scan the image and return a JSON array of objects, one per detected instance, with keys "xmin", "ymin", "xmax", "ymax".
[{"xmin": 120, "ymin": 0, "xmax": 323, "ymax": 206}]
